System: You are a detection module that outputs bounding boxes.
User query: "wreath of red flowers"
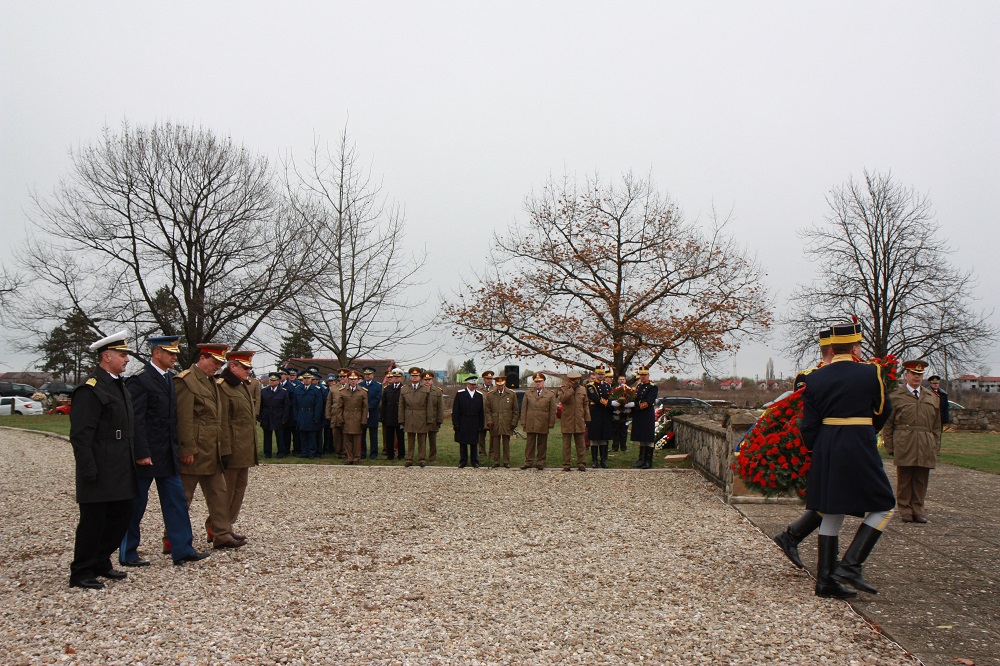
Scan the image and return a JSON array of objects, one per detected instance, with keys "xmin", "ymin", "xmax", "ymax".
[{"xmin": 733, "ymin": 354, "xmax": 898, "ymax": 498}]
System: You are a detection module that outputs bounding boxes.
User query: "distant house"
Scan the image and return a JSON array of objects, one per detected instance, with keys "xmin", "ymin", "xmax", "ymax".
[
  {"xmin": 719, "ymin": 379, "xmax": 743, "ymax": 391},
  {"xmin": 683, "ymin": 379, "xmax": 704, "ymax": 390},
  {"xmin": 956, "ymin": 374, "xmax": 1000, "ymax": 393}
]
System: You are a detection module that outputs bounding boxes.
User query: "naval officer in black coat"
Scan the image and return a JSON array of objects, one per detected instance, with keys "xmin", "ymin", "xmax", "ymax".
[{"xmin": 69, "ymin": 331, "xmax": 138, "ymax": 590}]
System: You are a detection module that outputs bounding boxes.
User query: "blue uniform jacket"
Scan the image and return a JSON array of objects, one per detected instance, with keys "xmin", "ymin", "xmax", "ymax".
[
  {"xmin": 293, "ymin": 384, "xmax": 325, "ymax": 431},
  {"xmin": 125, "ymin": 362, "xmax": 180, "ymax": 478},
  {"xmin": 259, "ymin": 384, "xmax": 292, "ymax": 431},
  {"xmin": 362, "ymin": 379, "xmax": 382, "ymax": 424}
]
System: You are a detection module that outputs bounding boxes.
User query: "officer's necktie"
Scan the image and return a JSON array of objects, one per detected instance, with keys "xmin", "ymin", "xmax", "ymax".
[{"xmin": 914, "ymin": 388, "xmax": 919, "ymax": 398}]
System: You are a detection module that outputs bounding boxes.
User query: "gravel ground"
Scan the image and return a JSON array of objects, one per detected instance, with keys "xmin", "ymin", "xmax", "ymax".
[{"xmin": 0, "ymin": 429, "xmax": 918, "ymax": 665}]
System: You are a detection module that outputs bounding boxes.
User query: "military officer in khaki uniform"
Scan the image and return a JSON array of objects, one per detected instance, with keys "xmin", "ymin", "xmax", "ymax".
[
  {"xmin": 883, "ymin": 359, "xmax": 942, "ymax": 523},
  {"xmin": 485, "ymin": 375, "xmax": 519, "ymax": 467},
  {"xmin": 478, "ymin": 370, "xmax": 496, "ymax": 457},
  {"xmin": 329, "ymin": 368, "xmax": 349, "ymax": 457},
  {"xmin": 520, "ymin": 372, "xmax": 557, "ymax": 470},
  {"xmin": 176, "ymin": 343, "xmax": 245, "ymax": 549},
  {"xmin": 559, "ymin": 371, "xmax": 591, "ymax": 471},
  {"xmin": 336, "ymin": 370, "xmax": 369, "ymax": 464},
  {"xmin": 218, "ymin": 350, "xmax": 259, "ymax": 540},
  {"xmin": 423, "ymin": 371, "xmax": 444, "ymax": 463},
  {"xmin": 399, "ymin": 367, "xmax": 433, "ymax": 467}
]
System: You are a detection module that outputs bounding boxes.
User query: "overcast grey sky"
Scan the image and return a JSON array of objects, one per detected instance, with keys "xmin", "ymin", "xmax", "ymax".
[{"xmin": 2, "ymin": 1, "xmax": 998, "ymax": 378}]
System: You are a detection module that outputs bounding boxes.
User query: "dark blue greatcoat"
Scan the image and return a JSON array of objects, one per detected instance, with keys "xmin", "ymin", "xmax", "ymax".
[
  {"xmin": 586, "ymin": 381, "xmax": 614, "ymax": 440},
  {"xmin": 125, "ymin": 363, "xmax": 179, "ymax": 478},
  {"xmin": 361, "ymin": 379, "xmax": 382, "ymax": 425},
  {"xmin": 802, "ymin": 357, "xmax": 895, "ymax": 516},
  {"xmin": 293, "ymin": 384, "xmax": 325, "ymax": 431},
  {"xmin": 630, "ymin": 382, "xmax": 659, "ymax": 442},
  {"xmin": 259, "ymin": 384, "xmax": 292, "ymax": 431},
  {"xmin": 70, "ymin": 370, "xmax": 137, "ymax": 503}
]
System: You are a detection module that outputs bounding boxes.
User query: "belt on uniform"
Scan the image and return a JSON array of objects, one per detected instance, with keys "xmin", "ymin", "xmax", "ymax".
[
  {"xmin": 896, "ymin": 424, "xmax": 932, "ymax": 432},
  {"xmin": 822, "ymin": 417, "xmax": 873, "ymax": 426}
]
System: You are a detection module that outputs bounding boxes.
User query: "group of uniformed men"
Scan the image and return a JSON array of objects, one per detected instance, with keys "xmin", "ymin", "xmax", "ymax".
[{"xmin": 68, "ymin": 332, "xmax": 262, "ymax": 590}]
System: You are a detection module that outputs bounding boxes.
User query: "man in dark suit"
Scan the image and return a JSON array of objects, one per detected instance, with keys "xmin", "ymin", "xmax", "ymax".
[
  {"xmin": 801, "ymin": 320, "xmax": 895, "ymax": 599},
  {"xmin": 120, "ymin": 336, "xmax": 209, "ymax": 567},
  {"xmin": 69, "ymin": 331, "xmax": 138, "ymax": 589},
  {"xmin": 452, "ymin": 375, "xmax": 485, "ymax": 468},
  {"xmin": 259, "ymin": 371, "xmax": 292, "ymax": 458},
  {"xmin": 360, "ymin": 367, "xmax": 382, "ymax": 459},
  {"xmin": 380, "ymin": 369, "xmax": 404, "ymax": 460}
]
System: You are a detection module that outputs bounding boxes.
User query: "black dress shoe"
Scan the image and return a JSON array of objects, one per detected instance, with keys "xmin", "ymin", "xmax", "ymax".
[
  {"xmin": 913, "ymin": 515, "xmax": 928, "ymax": 523},
  {"xmin": 472, "ymin": 463, "xmax": 480, "ymax": 468},
  {"xmin": 96, "ymin": 569, "xmax": 127, "ymax": 580},
  {"xmin": 458, "ymin": 463, "xmax": 466, "ymax": 468},
  {"xmin": 214, "ymin": 538, "xmax": 246, "ymax": 549},
  {"xmin": 70, "ymin": 578, "xmax": 105, "ymax": 590},
  {"xmin": 231, "ymin": 532, "xmax": 248, "ymax": 541},
  {"xmin": 174, "ymin": 551, "xmax": 211, "ymax": 565},
  {"xmin": 120, "ymin": 558, "xmax": 151, "ymax": 567}
]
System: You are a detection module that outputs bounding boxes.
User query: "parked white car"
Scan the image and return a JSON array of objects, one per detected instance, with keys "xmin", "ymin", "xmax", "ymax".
[{"xmin": 0, "ymin": 396, "xmax": 44, "ymax": 416}]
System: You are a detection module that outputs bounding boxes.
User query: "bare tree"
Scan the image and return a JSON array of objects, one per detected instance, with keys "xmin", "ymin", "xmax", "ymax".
[
  {"xmin": 784, "ymin": 169, "xmax": 996, "ymax": 375},
  {"xmin": 279, "ymin": 128, "xmax": 427, "ymax": 366},
  {"xmin": 441, "ymin": 171, "xmax": 773, "ymax": 376},
  {"xmin": 9, "ymin": 121, "xmax": 314, "ymax": 367},
  {"xmin": 0, "ymin": 265, "xmax": 19, "ymax": 311}
]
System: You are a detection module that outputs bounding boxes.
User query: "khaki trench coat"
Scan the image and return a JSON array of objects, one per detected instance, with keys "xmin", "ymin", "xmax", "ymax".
[
  {"xmin": 398, "ymin": 383, "xmax": 433, "ymax": 433},
  {"xmin": 175, "ymin": 364, "xmax": 228, "ymax": 475},
  {"xmin": 336, "ymin": 386, "xmax": 369, "ymax": 435},
  {"xmin": 428, "ymin": 387, "xmax": 444, "ymax": 432},
  {"xmin": 558, "ymin": 383, "xmax": 590, "ymax": 434},
  {"xmin": 882, "ymin": 386, "xmax": 942, "ymax": 468},
  {"xmin": 485, "ymin": 388, "xmax": 519, "ymax": 435},
  {"xmin": 521, "ymin": 388, "xmax": 557, "ymax": 434},
  {"xmin": 219, "ymin": 376, "xmax": 259, "ymax": 468}
]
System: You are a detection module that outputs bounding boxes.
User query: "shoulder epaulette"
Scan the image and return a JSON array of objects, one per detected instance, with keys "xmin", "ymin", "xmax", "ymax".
[
  {"xmin": 216, "ymin": 377, "xmax": 225, "ymax": 385},
  {"xmin": 176, "ymin": 369, "xmax": 191, "ymax": 378},
  {"xmin": 132, "ymin": 368, "xmax": 146, "ymax": 376},
  {"xmin": 85, "ymin": 377, "xmax": 98, "ymax": 387}
]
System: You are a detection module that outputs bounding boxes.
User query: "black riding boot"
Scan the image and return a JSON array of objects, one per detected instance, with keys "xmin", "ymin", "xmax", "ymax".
[
  {"xmin": 639, "ymin": 446, "xmax": 652, "ymax": 469},
  {"xmin": 632, "ymin": 447, "xmax": 644, "ymax": 468},
  {"xmin": 773, "ymin": 510, "xmax": 822, "ymax": 569},
  {"xmin": 832, "ymin": 524, "xmax": 882, "ymax": 594},
  {"xmin": 591, "ymin": 445, "xmax": 599, "ymax": 468},
  {"xmin": 599, "ymin": 445, "xmax": 608, "ymax": 468},
  {"xmin": 815, "ymin": 535, "xmax": 857, "ymax": 599}
]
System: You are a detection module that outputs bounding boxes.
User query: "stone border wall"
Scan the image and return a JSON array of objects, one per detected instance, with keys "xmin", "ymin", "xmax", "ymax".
[{"xmin": 950, "ymin": 408, "xmax": 1000, "ymax": 431}]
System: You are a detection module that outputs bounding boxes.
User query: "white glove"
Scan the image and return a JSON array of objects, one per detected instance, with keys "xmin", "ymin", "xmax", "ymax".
[
  {"xmin": 625, "ymin": 401, "xmax": 635, "ymax": 409},
  {"xmin": 611, "ymin": 400, "xmax": 620, "ymax": 407}
]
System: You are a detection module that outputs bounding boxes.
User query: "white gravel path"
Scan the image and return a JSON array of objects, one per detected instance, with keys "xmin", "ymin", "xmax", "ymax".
[{"xmin": 0, "ymin": 429, "xmax": 916, "ymax": 665}]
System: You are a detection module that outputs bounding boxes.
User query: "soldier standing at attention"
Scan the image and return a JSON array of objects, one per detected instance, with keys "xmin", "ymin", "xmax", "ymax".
[
  {"xmin": 380, "ymin": 369, "xmax": 404, "ymax": 460},
  {"xmin": 423, "ymin": 371, "xmax": 445, "ymax": 463},
  {"xmin": 586, "ymin": 366, "xmax": 614, "ymax": 469},
  {"xmin": 335, "ymin": 370, "xmax": 368, "ymax": 464},
  {"xmin": 883, "ymin": 360, "xmax": 942, "ymax": 524},
  {"xmin": 610, "ymin": 374, "xmax": 632, "ymax": 453},
  {"xmin": 295, "ymin": 371, "xmax": 326, "ymax": 458},
  {"xmin": 559, "ymin": 371, "xmax": 590, "ymax": 472},
  {"xmin": 321, "ymin": 373, "xmax": 336, "ymax": 456},
  {"xmin": 630, "ymin": 367, "xmax": 659, "ymax": 469},
  {"xmin": 926, "ymin": 374, "xmax": 950, "ymax": 427},
  {"xmin": 801, "ymin": 320, "xmax": 895, "ymax": 599},
  {"xmin": 121, "ymin": 335, "xmax": 208, "ymax": 567},
  {"xmin": 520, "ymin": 372, "xmax": 557, "ymax": 470},
  {"xmin": 259, "ymin": 372, "xmax": 292, "ymax": 459},
  {"xmin": 68, "ymin": 331, "xmax": 137, "ymax": 589},
  {"xmin": 176, "ymin": 343, "xmax": 246, "ymax": 549},
  {"xmin": 485, "ymin": 374, "xmax": 519, "ymax": 468},
  {"xmin": 361, "ymin": 367, "xmax": 382, "ymax": 459},
  {"xmin": 218, "ymin": 350, "xmax": 259, "ymax": 541},
  {"xmin": 452, "ymin": 375, "xmax": 485, "ymax": 468},
  {"xmin": 478, "ymin": 370, "xmax": 496, "ymax": 458},
  {"xmin": 399, "ymin": 367, "xmax": 432, "ymax": 467}
]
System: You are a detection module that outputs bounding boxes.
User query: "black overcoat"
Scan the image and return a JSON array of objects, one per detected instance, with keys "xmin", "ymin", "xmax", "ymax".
[
  {"xmin": 586, "ymin": 381, "xmax": 614, "ymax": 440},
  {"xmin": 380, "ymin": 383, "xmax": 402, "ymax": 427},
  {"xmin": 259, "ymin": 384, "xmax": 292, "ymax": 431},
  {"xmin": 802, "ymin": 357, "xmax": 895, "ymax": 516},
  {"xmin": 70, "ymin": 369, "xmax": 137, "ymax": 503},
  {"xmin": 452, "ymin": 388, "xmax": 485, "ymax": 445},
  {"xmin": 126, "ymin": 362, "xmax": 179, "ymax": 478},
  {"xmin": 630, "ymin": 382, "xmax": 659, "ymax": 442}
]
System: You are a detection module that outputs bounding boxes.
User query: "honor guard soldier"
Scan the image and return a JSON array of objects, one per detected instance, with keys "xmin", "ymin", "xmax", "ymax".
[
  {"xmin": 520, "ymin": 372, "xmax": 557, "ymax": 469},
  {"xmin": 586, "ymin": 365, "xmax": 614, "ymax": 468},
  {"xmin": 610, "ymin": 374, "xmax": 633, "ymax": 453},
  {"xmin": 630, "ymin": 367, "xmax": 659, "ymax": 469},
  {"xmin": 399, "ymin": 367, "xmax": 433, "ymax": 467},
  {"xmin": 361, "ymin": 367, "xmax": 382, "ymax": 459},
  {"xmin": 284, "ymin": 367, "xmax": 301, "ymax": 455},
  {"xmin": 485, "ymin": 374, "xmax": 519, "ymax": 467},
  {"xmin": 380, "ymin": 369, "xmax": 404, "ymax": 460},
  {"xmin": 336, "ymin": 371, "xmax": 369, "ymax": 464},
  {"xmin": 452, "ymin": 375, "xmax": 485, "ymax": 468},
  {"xmin": 478, "ymin": 370, "xmax": 496, "ymax": 457},
  {"xmin": 295, "ymin": 371, "xmax": 326, "ymax": 458},
  {"xmin": 801, "ymin": 320, "xmax": 895, "ymax": 598},
  {"xmin": 883, "ymin": 360, "xmax": 942, "ymax": 523},
  {"xmin": 558, "ymin": 372, "xmax": 591, "ymax": 471},
  {"xmin": 423, "ymin": 371, "xmax": 445, "ymax": 463},
  {"xmin": 68, "ymin": 331, "xmax": 138, "ymax": 589},
  {"xmin": 773, "ymin": 327, "xmax": 835, "ymax": 569},
  {"xmin": 121, "ymin": 335, "xmax": 209, "ymax": 567},
  {"xmin": 176, "ymin": 343, "xmax": 245, "ymax": 549},
  {"xmin": 259, "ymin": 372, "xmax": 292, "ymax": 458},
  {"xmin": 218, "ymin": 350, "xmax": 259, "ymax": 540}
]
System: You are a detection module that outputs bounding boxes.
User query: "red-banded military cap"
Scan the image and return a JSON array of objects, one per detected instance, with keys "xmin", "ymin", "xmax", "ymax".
[
  {"xmin": 902, "ymin": 359, "xmax": 928, "ymax": 374},
  {"xmin": 226, "ymin": 350, "xmax": 255, "ymax": 368},
  {"xmin": 197, "ymin": 343, "xmax": 230, "ymax": 362}
]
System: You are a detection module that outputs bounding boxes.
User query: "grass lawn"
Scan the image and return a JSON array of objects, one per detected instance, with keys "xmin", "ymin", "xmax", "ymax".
[
  {"xmin": 0, "ymin": 414, "xmax": 689, "ymax": 470},
  {"xmin": 938, "ymin": 431, "xmax": 1000, "ymax": 474}
]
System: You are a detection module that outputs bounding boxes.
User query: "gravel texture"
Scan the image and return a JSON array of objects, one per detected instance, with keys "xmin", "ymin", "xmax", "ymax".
[{"xmin": 0, "ymin": 429, "xmax": 917, "ymax": 665}]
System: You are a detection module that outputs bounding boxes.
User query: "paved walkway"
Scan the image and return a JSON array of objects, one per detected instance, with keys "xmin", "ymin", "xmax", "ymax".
[{"xmin": 737, "ymin": 462, "xmax": 1000, "ymax": 666}]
